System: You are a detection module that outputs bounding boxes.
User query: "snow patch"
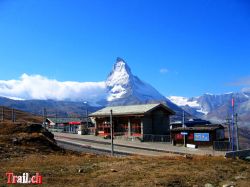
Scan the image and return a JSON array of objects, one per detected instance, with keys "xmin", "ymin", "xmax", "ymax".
[
  {"xmin": 204, "ymin": 93, "xmax": 214, "ymax": 96},
  {"xmin": 2, "ymin": 96, "xmax": 25, "ymax": 101},
  {"xmin": 243, "ymin": 93, "xmax": 249, "ymax": 98},
  {"xmin": 196, "ymin": 109, "xmax": 209, "ymax": 115},
  {"xmin": 107, "ymin": 85, "xmax": 127, "ymax": 101},
  {"xmin": 106, "ymin": 59, "xmax": 131, "ymax": 87},
  {"xmin": 168, "ymin": 96, "xmax": 209, "ymax": 115},
  {"xmin": 168, "ymin": 96, "xmax": 200, "ymax": 107}
]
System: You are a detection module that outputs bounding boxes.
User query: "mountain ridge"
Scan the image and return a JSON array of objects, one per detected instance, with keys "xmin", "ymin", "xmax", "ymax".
[
  {"xmin": 169, "ymin": 91, "xmax": 250, "ymax": 127},
  {"xmin": 0, "ymin": 58, "xmax": 184, "ymax": 117},
  {"xmin": 1, "ymin": 57, "xmax": 249, "ymax": 127}
]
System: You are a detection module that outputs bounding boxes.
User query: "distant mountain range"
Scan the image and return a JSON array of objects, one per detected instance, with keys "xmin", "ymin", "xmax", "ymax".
[
  {"xmin": 0, "ymin": 57, "xmax": 249, "ymax": 128},
  {"xmin": 168, "ymin": 92, "xmax": 250, "ymax": 127},
  {"xmin": 0, "ymin": 96, "xmax": 101, "ymax": 117}
]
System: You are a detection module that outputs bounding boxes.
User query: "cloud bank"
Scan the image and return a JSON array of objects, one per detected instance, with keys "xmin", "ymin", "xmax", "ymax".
[
  {"xmin": 229, "ymin": 76, "xmax": 250, "ymax": 86},
  {"xmin": 228, "ymin": 76, "xmax": 250, "ymax": 93},
  {"xmin": 159, "ymin": 68, "xmax": 169, "ymax": 74},
  {"xmin": 0, "ymin": 74, "xmax": 107, "ymax": 102}
]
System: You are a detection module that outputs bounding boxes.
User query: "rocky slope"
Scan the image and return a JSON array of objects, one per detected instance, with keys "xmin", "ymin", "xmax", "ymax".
[{"xmin": 0, "ymin": 107, "xmax": 62, "ymax": 159}]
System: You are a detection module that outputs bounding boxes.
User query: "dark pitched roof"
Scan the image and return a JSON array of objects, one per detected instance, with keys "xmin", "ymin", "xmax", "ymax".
[
  {"xmin": 171, "ymin": 119, "xmax": 211, "ymax": 127},
  {"xmin": 171, "ymin": 124, "xmax": 224, "ymax": 132},
  {"xmin": 89, "ymin": 103, "xmax": 175, "ymax": 117},
  {"xmin": 47, "ymin": 118, "xmax": 82, "ymax": 124}
]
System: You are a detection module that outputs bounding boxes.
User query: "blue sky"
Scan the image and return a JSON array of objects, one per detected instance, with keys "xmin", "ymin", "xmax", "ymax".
[{"xmin": 0, "ymin": 0, "xmax": 250, "ymax": 97}]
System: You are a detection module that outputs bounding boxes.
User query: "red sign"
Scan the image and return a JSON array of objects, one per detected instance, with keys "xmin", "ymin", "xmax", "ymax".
[{"xmin": 69, "ymin": 121, "xmax": 81, "ymax": 125}]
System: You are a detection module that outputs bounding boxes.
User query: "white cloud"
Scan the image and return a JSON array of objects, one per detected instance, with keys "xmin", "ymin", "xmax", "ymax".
[
  {"xmin": 159, "ymin": 68, "xmax": 169, "ymax": 74},
  {"xmin": 228, "ymin": 76, "xmax": 250, "ymax": 93},
  {"xmin": 229, "ymin": 76, "xmax": 250, "ymax": 86},
  {"xmin": 242, "ymin": 87, "xmax": 250, "ymax": 92},
  {"xmin": 0, "ymin": 74, "xmax": 107, "ymax": 102}
]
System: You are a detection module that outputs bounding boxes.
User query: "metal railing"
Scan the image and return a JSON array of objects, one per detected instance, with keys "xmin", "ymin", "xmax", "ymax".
[
  {"xmin": 213, "ymin": 141, "xmax": 232, "ymax": 151},
  {"xmin": 48, "ymin": 128, "xmax": 64, "ymax": 133},
  {"xmin": 110, "ymin": 132, "xmax": 171, "ymax": 143},
  {"xmin": 143, "ymin": 134, "xmax": 171, "ymax": 143}
]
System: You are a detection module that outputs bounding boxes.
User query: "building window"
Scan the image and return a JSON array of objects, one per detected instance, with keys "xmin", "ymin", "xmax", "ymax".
[
  {"xmin": 188, "ymin": 133, "xmax": 194, "ymax": 140},
  {"xmin": 131, "ymin": 117, "xmax": 141, "ymax": 135},
  {"xmin": 175, "ymin": 133, "xmax": 183, "ymax": 140}
]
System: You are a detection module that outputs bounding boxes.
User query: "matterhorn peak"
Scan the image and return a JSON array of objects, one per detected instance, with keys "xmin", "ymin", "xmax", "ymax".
[
  {"xmin": 105, "ymin": 57, "xmax": 169, "ymax": 104},
  {"xmin": 113, "ymin": 57, "xmax": 132, "ymax": 75},
  {"xmin": 106, "ymin": 57, "xmax": 133, "ymax": 88},
  {"xmin": 116, "ymin": 57, "xmax": 125, "ymax": 63}
]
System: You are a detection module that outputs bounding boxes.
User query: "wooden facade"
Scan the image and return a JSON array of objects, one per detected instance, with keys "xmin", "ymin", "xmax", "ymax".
[
  {"xmin": 89, "ymin": 103, "xmax": 175, "ymax": 139},
  {"xmin": 94, "ymin": 116, "xmax": 142, "ymax": 137},
  {"xmin": 171, "ymin": 125, "xmax": 225, "ymax": 147}
]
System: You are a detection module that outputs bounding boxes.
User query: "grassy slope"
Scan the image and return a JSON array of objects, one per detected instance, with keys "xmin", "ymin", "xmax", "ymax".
[
  {"xmin": 0, "ymin": 107, "xmax": 249, "ymax": 187},
  {"xmin": 0, "ymin": 154, "xmax": 250, "ymax": 187}
]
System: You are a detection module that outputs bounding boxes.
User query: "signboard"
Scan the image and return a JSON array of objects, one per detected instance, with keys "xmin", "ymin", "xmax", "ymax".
[
  {"xmin": 181, "ymin": 132, "xmax": 188, "ymax": 135},
  {"xmin": 194, "ymin": 133, "xmax": 210, "ymax": 142}
]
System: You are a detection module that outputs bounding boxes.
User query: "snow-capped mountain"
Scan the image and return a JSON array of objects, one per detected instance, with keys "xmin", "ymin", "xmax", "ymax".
[
  {"xmin": 1, "ymin": 57, "xmax": 250, "ymax": 128},
  {"xmin": 105, "ymin": 57, "xmax": 167, "ymax": 105},
  {"xmin": 0, "ymin": 57, "xmax": 184, "ymax": 117},
  {"xmin": 169, "ymin": 92, "xmax": 250, "ymax": 125},
  {"xmin": 102, "ymin": 58, "xmax": 185, "ymax": 118}
]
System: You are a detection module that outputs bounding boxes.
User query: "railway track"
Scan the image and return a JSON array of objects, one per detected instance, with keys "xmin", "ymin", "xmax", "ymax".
[
  {"xmin": 54, "ymin": 134, "xmax": 185, "ymax": 156},
  {"xmin": 57, "ymin": 139, "xmax": 131, "ymax": 156}
]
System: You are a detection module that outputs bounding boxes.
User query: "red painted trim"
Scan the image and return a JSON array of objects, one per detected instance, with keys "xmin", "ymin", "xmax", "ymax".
[{"xmin": 69, "ymin": 122, "xmax": 81, "ymax": 125}]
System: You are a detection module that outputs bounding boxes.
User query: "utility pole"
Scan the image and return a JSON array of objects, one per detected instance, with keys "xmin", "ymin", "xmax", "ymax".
[
  {"xmin": 43, "ymin": 108, "xmax": 47, "ymax": 128},
  {"xmin": 12, "ymin": 108, "xmax": 15, "ymax": 123},
  {"xmin": 110, "ymin": 109, "xmax": 114, "ymax": 156},
  {"xmin": 55, "ymin": 110, "xmax": 58, "ymax": 131},
  {"xmin": 235, "ymin": 113, "xmax": 240, "ymax": 151},
  {"xmin": 182, "ymin": 111, "xmax": 185, "ymax": 128},
  {"xmin": 182, "ymin": 111, "xmax": 186, "ymax": 147},
  {"xmin": 226, "ymin": 117, "xmax": 231, "ymax": 143},
  {"xmin": 231, "ymin": 97, "xmax": 235, "ymax": 152},
  {"xmin": 84, "ymin": 102, "xmax": 88, "ymax": 128},
  {"xmin": 1, "ymin": 107, "xmax": 4, "ymax": 121}
]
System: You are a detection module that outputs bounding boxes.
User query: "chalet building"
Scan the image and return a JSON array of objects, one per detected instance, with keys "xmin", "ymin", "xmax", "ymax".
[
  {"xmin": 171, "ymin": 124, "xmax": 225, "ymax": 147},
  {"xmin": 46, "ymin": 118, "xmax": 93, "ymax": 134},
  {"xmin": 89, "ymin": 103, "xmax": 175, "ymax": 140},
  {"xmin": 46, "ymin": 118, "xmax": 82, "ymax": 133}
]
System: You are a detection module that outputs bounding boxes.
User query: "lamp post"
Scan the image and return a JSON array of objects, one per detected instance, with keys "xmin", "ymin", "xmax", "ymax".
[
  {"xmin": 84, "ymin": 101, "xmax": 88, "ymax": 128},
  {"xmin": 110, "ymin": 109, "xmax": 114, "ymax": 156},
  {"xmin": 182, "ymin": 111, "xmax": 186, "ymax": 147}
]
